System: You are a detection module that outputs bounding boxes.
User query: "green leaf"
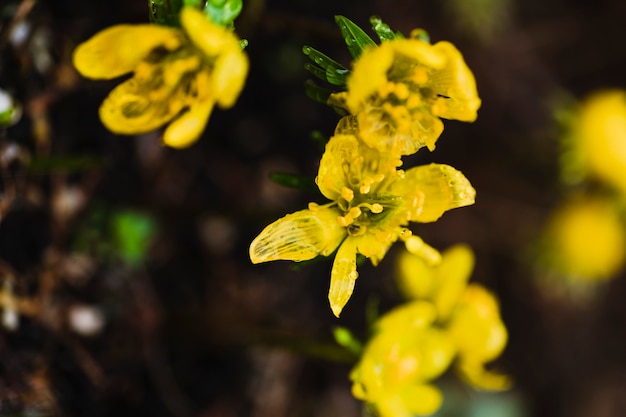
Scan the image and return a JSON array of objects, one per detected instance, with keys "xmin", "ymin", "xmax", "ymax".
[
  {"xmin": 332, "ymin": 326, "xmax": 363, "ymax": 356},
  {"xmin": 304, "ymin": 80, "xmax": 333, "ymax": 106},
  {"xmin": 310, "ymin": 130, "xmax": 329, "ymax": 147},
  {"xmin": 334, "ymin": 15, "xmax": 376, "ymax": 59},
  {"xmin": 111, "ymin": 210, "xmax": 157, "ymax": 266},
  {"xmin": 269, "ymin": 172, "xmax": 318, "ymax": 193},
  {"xmin": 148, "ymin": 0, "xmax": 184, "ymax": 26},
  {"xmin": 204, "ymin": 0, "xmax": 242, "ymax": 27},
  {"xmin": 370, "ymin": 16, "xmax": 403, "ymax": 42},
  {"xmin": 302, "ymin": 46, "xmax": 349, "ymax": 86}
]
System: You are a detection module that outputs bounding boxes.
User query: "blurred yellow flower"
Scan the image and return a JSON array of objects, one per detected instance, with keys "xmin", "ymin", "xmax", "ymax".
[
  {"xmin": 350, "ymin": 301, "xmax": 455, "ymax": 417},
  {"xmin": 395, "ymin": 244, "xmax": 511, "ymax": 391},
  {"xmin": 73, "ymin": 7, "xmax": 248, "ymax": 148},
  {"xmin": 537, "ymin": 195, "xmax": 626, "ymax": 282},
  {"xmin": 561, "ymin": 90, "xmax": 626, "ymax": 192},
  {"xmin": 250, "ymin": 133, "xmax": 475, "ymax": 317},
  {"xmin": 330, "ymin": 35, "xmax": 480, "ymax": 156}
]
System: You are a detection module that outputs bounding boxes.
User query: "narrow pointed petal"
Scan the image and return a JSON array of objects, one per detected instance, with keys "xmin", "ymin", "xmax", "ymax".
[
  {"xmin": 250, "ymin": 207, "xmax": 345, "ymax": 264},
  {"xmin": 400, "ymin": 163, "xmax": 475, "ymax": 222},
  {"xmin": 73, "ymin": 25, "xmax": 182, "ymax": 79},
  {"xmin": 329, "ymin": 239, "xmax": 358, "ymax": 317}
]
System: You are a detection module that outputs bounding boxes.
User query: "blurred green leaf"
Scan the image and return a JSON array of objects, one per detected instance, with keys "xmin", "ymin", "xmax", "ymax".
[
  {"xmin": 204, "ymin": 0, "xmax": 242, "ymax": 27},
  {"xmin": 111, "ymin": 211, "xmax": 157, "ymax": 266},
  {"xmin": 334, "ymin": 15, "xmax": 376, "ymax": 59},
  {"xmin": 332, "ymin": 326, "xmax": 363, "ymax": 356},
  {"xmin": 27, "ymin": 155, "xmax": 103, "ymax": 173},
  {"xmin": 148, "ymin": 0, "xmax": 183, "ymax": 26},
  {"xmin": 269, "ymin": 172, "xmax": 318, "ymax": 193},
  {"xmin": 304, "ymin": 80, "xmax": 333, "ymax": 106}
]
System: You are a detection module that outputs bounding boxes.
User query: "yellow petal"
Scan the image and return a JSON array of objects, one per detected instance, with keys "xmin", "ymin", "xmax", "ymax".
[
  {"xmin": 456, "ymin": 359, "xmax": 512, "ymax": 391},
  {"xmin": 391, "ymin": 39, "xmax": 447, "ymax": 70},
  {"xmin": 429, "ymin": 41, "xmax": 481, "ymax": 121},
  {"xmin": 180, "ymin": 7, "xmax": 240, "ymax": 57},
  {"xmin": 213, "ymin": 50, "xmax": 249, "ymax": 108},
  {"xmin": 448, "ymin": 284, "xmax": 508, "ymax": 362},
  {"xmin": 396, "ymin": 244, "xmax": 437, "ymax": 299},
  {"xmin": 375, "ymin": 301, "xmax": 438, "ymax": 333},
  {"xmin": 162, "ymin": 99, "xmax": 214, "ymax": 148},
  {"xmin": 399, "ymin": 163, "xmax": 476, "ymax": 222},
  {"xmin": 250, "ymin": 207, "xmax": 345, "ymax": 264},
  {"xmin": 329, "ymin": 238, "xmax": 358, "ymax": 317},
  {"xmin": 433, "ymin": 244, "xmax": 475, "ymax": 319},
  {"xmin": 346, "ymin": 43, "xmax": 394, "ymax": 112},
  {"xmin": 398, "ymin": 384, "xmax": 443, "ymax": 416},
  {"xmin": 98, "ymin": 77, "xmax": 182, "ymax": 134},
  {"xmin": 316, "ymin": 134, "xmax": 356, "ymax": 200},
  {"xmin": 73, "ymin": 25, "xmax": 182, "ymax": 79}
]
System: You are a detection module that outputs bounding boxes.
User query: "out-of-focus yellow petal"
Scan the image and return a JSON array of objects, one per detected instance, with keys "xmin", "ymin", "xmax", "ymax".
[
  {"xmin": 346, "ymin": 43, "xmax": 394, "ymax": 111},
  {"xmin": 429, "ymin": 41, "xmax": 481, "ymax": 121},
  {"xmin": 433, "ymin": 244, "xmax": 475, "ymax": 319},
  {"xmin": 398, "ymin": 383, "xmax": 444, "ymax": 416},
  {"xmin": 404, "ymin": 235, "xmax": 442, "ymax": 266},
  {"xmin": 213, "ymin": 50, "xmax": 249, "ymax": 108},
  {"xmin": 578, "ymin": 90, "xmax": 626, "ymax": 194},
  {"xmin": 180, "ymin": 7, "xmax": 240, "ymax": 57},
  {"xmin": 162, "ymin": 99, "xmax": 213, "ymax": 148},
  {"xmin": 98, "ymin": 77, "xmax": 182, "ymax": 134},
  {"xmin": 73, "ymin": 25, "xmax": 182, "ymax": 79},
  {"xmin": 456, "ymin": 359, "xmax": 512, "ymax": 391},
  {"xmin": 540, "ymin": 195, "xmax": 626, "ymax": 280},
  {"xmin": 398, "ymin": 163, "xmax": 475, "ymax": 222},
  {"xmin": 329, "ymin": 238, "xmax": 358, "ymax": 317},
  {"xmin": 376, "ymin": 301, "xmax": 437, "ymax": 333},
  {"xmin": 448, "ymin": 284, "xmax": 508, "ymax": 362},
  {"xmin": 250, "ymin": 207, "xmax": 345, "ymax": 264},
  {"xmin": 391, "ymin": 39, "xmax": 447, "ymax": 69},
  {"xmin": 396, "ymin": 245, "xmax": 436, "ymax": 300}
]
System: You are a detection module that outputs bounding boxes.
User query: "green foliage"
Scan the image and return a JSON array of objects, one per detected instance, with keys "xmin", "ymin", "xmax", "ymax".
[
  {"xmin": 203, "ymin": 0, "xmax": 242, "ymax": 27},
  {"xmin": 111, "ymin": 210, "xmax": 157, "ymax": 267},
  {"xmin": 332, "ymin": 326, "xmax": 363, "ymax": 356},
  {"xmin": 370, "ymin": 16, "xmax": 404, "ymax": 42},
  {"xmin": 304, "ymin": 80, "xmax": 333, "ymax": 106},
  {"xmin": 302, "ymin": 46, "xmax": 350, "ymax": 86},
  {"xmin": 269, "ymin": 172, "xmax": 318, "ymax": 194},
  {"xmin": 148, "ymin": 0, "xmax": 184, "ymax": 26},
  {"xmin": 334, "ymin": 15, "xmax": 376, "ymax": 59}
]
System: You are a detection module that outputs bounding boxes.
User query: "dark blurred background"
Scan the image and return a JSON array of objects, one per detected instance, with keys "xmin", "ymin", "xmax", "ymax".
[{"xmin": 1, "ymin": 0, "xmax": 626, "ymax": 416}]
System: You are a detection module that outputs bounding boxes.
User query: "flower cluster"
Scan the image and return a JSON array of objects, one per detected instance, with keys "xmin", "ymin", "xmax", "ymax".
[
  {"xmin": 534, "ymin": 90, "xmax": 626, "ymax": 288},
  {"xmin": 350, "ymin": 245, "xmax": 510, "ymax": 417},
  {"xmin": 250, "ymin": 19, "xmax": 480, "ymax": 317},
  {"xmin": 73, "ymin": 6, "xmax": 248, "ymax": 148}
]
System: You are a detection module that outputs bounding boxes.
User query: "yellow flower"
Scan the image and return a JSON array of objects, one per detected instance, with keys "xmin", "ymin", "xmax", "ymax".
[
  {"xmin": 250, "ymin": 133, "xmax": 475, "ymax": 317},
  {"xmin": 350, "ymin": 301, "xmax": 456, "ymax": 417},
  {"xmin": 396, "ymin": 244, "xmax": 511, "ymax": 391},
  {"xmin": 73, "ymin": 7, "xmax": 248, "ymax": 148},
  {"xmin": 330, "ymin": 34, "xmax": 480, "ymax": 156},
  {"xmin": 537, "ymin": 195, "xmax": 626, "ymax": 282},
  {"xmin": 571, "ymin": 90, "xmax": 626, "ymax": 193}
]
